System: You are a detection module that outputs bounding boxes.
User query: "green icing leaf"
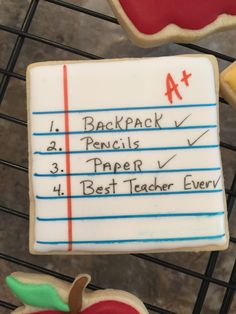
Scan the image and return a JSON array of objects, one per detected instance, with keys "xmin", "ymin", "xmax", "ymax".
[{"xmin": 6, "ymin": 275, "xmax": 69, "ymax": 312}]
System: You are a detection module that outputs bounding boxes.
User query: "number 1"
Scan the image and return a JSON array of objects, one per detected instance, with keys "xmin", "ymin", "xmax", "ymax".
[{"xmin": 50, "ymin": 121, "xmax": 54, "ymax": 132}]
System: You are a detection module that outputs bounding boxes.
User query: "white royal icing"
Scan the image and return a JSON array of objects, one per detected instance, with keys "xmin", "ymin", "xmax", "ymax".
[{"xmin": 28, "ymin": 56, "xmax": 228, "ymax": 253}]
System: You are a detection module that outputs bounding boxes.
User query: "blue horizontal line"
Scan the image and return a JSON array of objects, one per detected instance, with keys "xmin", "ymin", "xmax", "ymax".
[
  {"xmin": 34, "ymin": 167, "xmax": 221, "ymax": 177},
  {"xmin": 37, "ymin": 211, "xmax": 224, "ymax": 221},
  {"xmin": 36, "ymin": 234, "xmax": 225, "ymax": 245},
  {"xmin": 32, "ymin": 103, "xmax": 216, "ymax": 115},
  {"xmin": 36, "ymin": 189, "xmax": 222, "ymax": 200},
  {"xmin": 34, "ymin": 145, "xmax": 219, "ymax": 155},
  {"xmin": 33, "ymin": 125, "xmax": 217, "ymax": 136}
]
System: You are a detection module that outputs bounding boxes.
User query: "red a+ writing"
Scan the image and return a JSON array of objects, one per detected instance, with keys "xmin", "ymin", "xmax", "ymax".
[{"xmin": 164, "ymin": 70, "xmax": 192, "ymax": 104}]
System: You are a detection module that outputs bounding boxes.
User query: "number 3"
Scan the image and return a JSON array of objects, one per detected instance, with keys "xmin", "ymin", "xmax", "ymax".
[{"xmin": 50, "ymin": 163, "xmax": 59, "ymax": 174}]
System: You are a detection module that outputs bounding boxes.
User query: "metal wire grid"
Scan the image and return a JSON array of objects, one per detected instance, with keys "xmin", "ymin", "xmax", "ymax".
[{"xmin": 0, "ymin": 0, "xmax": 236, "ymax": 313}]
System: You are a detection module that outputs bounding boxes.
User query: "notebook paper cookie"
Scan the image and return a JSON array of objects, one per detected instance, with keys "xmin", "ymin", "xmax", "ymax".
[{"xmin": 27, "ymin": 55, "xmax": 228, "ymax": 254}]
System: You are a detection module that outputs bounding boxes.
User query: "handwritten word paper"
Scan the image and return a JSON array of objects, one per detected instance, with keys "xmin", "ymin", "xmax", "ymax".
[{"xmin": 28, "ymin": 56, "xmax": 228, "ymax": 253}]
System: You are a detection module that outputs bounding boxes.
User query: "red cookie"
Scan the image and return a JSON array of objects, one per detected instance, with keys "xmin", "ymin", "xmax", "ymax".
[
  {"xmin": 109, "ymin": 0, "xmax": 236, "ymax": 47},
  {"xmin": 6, "ymin": 272, "xmax": 148, "ymax": 314}
]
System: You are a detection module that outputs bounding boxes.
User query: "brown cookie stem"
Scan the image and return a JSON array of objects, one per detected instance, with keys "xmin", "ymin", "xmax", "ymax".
[{"xmin": 69, "ymin": 275, "xmax": 90, "ymax": 314}]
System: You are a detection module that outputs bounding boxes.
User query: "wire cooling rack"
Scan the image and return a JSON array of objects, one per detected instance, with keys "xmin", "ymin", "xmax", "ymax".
[{"xmin": 0, "ymin": 1, "xmax": 236, "ymax": 313}]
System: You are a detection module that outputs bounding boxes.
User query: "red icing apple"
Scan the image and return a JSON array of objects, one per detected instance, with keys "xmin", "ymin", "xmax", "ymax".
[
  {"xmin": 118, "ymin": 0, "xmax": 236, "ymax": 34},
  {"xmin": 109, "ymin": 0, "xmax": 236, "ymax": 47},
  {"xmin": 34, "ymin": 301, "xmax": 140, "ymax": 314},
  {"xmin": 6, "ymin": 273, "xmax": 148, "ymax": 314}
]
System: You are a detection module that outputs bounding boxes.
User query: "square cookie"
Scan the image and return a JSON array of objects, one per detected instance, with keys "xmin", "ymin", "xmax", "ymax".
[{"xmin": 27, "ymin": 55, "xmax": 228, "ymax": 254}]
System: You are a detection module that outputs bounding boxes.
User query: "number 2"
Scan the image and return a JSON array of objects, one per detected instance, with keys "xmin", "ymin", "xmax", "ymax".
[{"xmin": 47, "ymin": 141, "xmax": 57, "ymax": 151}]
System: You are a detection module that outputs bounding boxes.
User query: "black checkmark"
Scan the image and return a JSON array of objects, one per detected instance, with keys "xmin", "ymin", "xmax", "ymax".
[
  {"xmin": 213, "ymin": 175, "xmax": 221, "ymax": 189},
  {"xmin": 158, "ymin": 154, "xmax": 177, "ymax": 169},
  {"xmin": 187, "ymin": 129, "xmax": 210, "ymax": 146},
  {"xmin": 174, "ymin": 114, "xmax": 192, "ymax": 127}
]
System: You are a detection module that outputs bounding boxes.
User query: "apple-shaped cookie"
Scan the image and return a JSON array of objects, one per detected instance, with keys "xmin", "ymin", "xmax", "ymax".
[
  {"xmin": 109, "ymin": 0, "xmax": 236, "ymax": 47},
  {"xmin": 220, "ymin": 61, "xmax": 236, "ymax": 111},
  {"xmin": 6, "ymin": 272, "xmax": 148, "ymax": 314}
]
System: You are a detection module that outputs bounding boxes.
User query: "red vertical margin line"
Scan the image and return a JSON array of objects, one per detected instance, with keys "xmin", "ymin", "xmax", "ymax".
[{"xmin": 63, "ymin": 64, "xmax": 73, "ymax": 251}]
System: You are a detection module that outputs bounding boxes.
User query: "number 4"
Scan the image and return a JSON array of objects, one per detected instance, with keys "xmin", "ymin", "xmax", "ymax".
[{"xmin": 53, "ymin": 184, "xmax": 64, "ymax": 196}]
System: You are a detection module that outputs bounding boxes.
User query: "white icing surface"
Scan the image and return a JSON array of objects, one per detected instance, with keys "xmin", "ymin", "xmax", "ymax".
[{"xmin": 28, "ymin": 56, "xmax": 228, "ymax": 253}]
